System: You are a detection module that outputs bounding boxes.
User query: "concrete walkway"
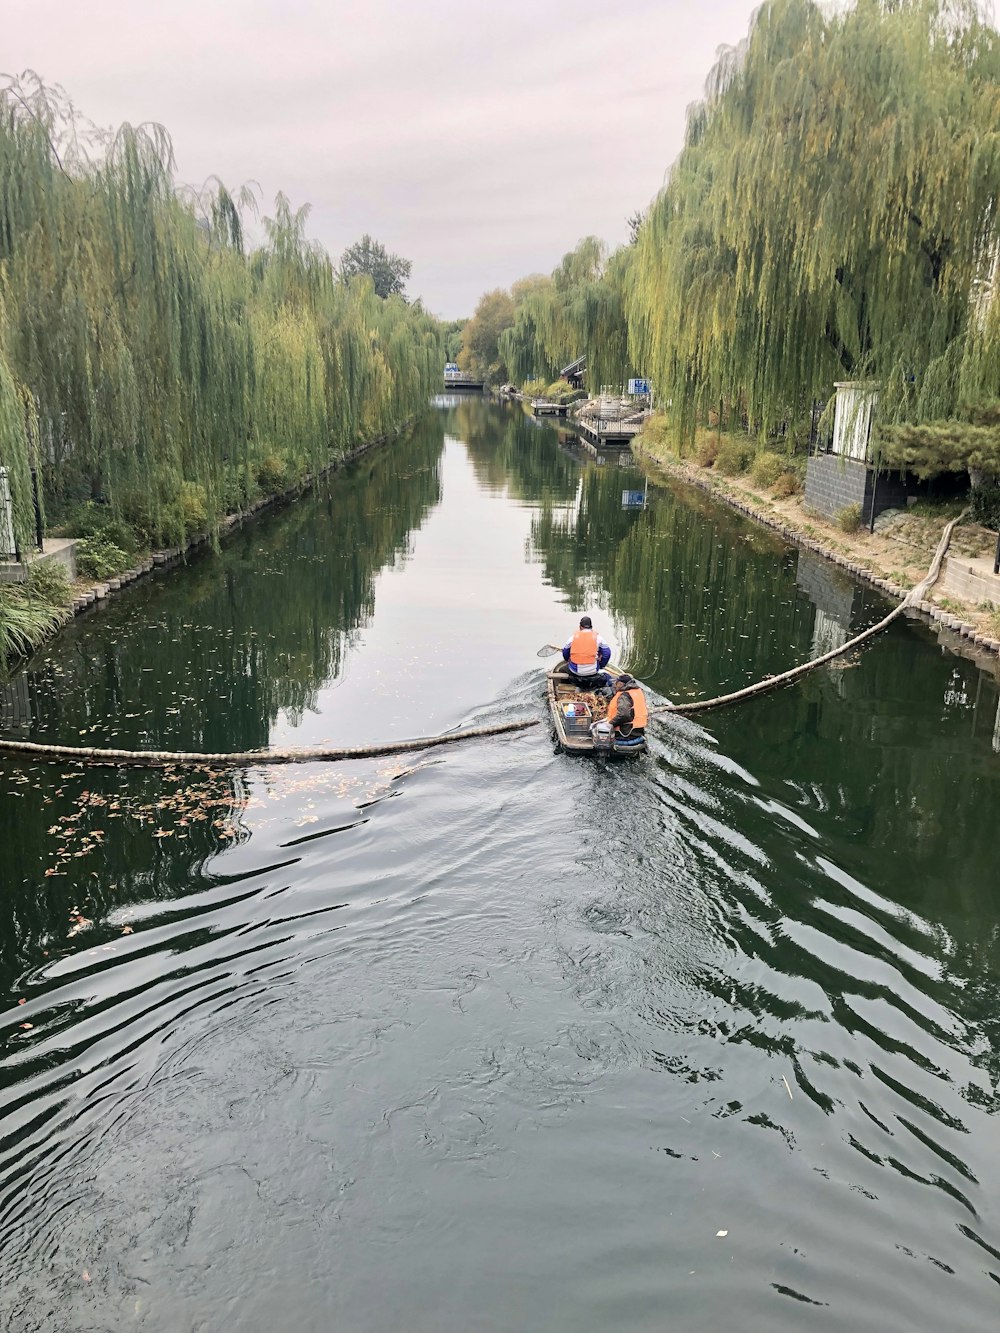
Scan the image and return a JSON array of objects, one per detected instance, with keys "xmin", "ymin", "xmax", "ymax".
[{"xmin": 0, "ymin": 537, "xmax": 79, "ymax": 584}]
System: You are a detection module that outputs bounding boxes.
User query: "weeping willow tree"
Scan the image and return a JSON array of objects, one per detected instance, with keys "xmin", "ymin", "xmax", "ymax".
[
  {"xmin": 498, "ymin": 237, "xmax": 635, "ymax": 390},
  {"xmin": 627, "ymin": 0, "xmax": 1000, "ymax": 443},
  {"xmin": 0, "ymin": 73, "xmax": 442, "ymax": 560}
]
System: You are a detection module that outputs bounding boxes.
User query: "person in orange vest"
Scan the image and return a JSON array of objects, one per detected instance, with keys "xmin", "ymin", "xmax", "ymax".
[
  {"xmin": 561, "ymin": 615, "xmax": 611, "ymax": 685},
  {"xmin": 606, "ymin": 673, "xmax": 649, "ymax": 739}
]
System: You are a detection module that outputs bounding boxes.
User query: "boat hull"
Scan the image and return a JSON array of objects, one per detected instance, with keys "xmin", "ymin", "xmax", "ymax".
[{"xmin": 546, "ymin": 667, "xmax": 648, "ymax": 757}]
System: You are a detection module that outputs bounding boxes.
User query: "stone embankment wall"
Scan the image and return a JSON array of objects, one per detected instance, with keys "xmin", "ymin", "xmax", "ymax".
[
  {"xmin": 634, "ymin": 439, "xmax": 1000, "ymax": 661},
  {"xmin": 804, "ymin": 454, "xmax": 910, "ymax": 524}
]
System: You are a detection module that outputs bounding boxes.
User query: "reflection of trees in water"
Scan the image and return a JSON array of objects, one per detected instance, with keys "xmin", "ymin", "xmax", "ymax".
[
  {"xmin": 529, "ymin": 454, "xmax": 1000, "ymax": 1122},
  {"xmin": 0, "ymin": 763, "xmax": 251, "ymax": 998},
  {"xmin": 12, "ymin": 416, "xmax": 445, "ymax": 756},
  {"xmin": 449, "ymin": 398, "xmax": 580, "ymax": 505},
  {"xmin": 529, "ymin": 466, "xmax": 642, "ymax": 609},
  {"xmin": 0, "ymin": 420, "xmax": 446, "ymax": 994},
  {"xmin": 531, "ymin": 466, "xmax": 806, "ymax": 692}
]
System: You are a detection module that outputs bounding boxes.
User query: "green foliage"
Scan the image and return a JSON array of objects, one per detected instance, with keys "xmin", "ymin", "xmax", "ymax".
[
  {"xmin": 693, "ymin": 434, "xmax": 719, "ymax": 467},
  {"xmin": 715, "ymin": 439, "xmax": 754, "ymax": 476},
  {"xmin": 339, "ymin": 234, "xmax": 411, "ymax": 300},
  {"xmin": 68, "ymin": 503, "xmax": 138, "ymax": 553},
  {"xmin": 637, "ymin": 411, "xmax": 676, "ymax": 455},
  {"xmin": 522, "ymin": 378, "xmax": 549, "ymax": 398},
  {"xmin": 178, "ymin": 482, "xmax": 209, "ymax": 535},
  {"xmin": 970, "ymin": 482, "xmax": 1000, "ymax": 530},
  {"xmin": 24, "ymin": 559, "xmax": 70, "ymax": 603},
  {"xmin": 76, "ymin": 536, "xmax": 131, "ymax": 580},
  {"xmin": 772, "ymin": 471, "xmax": 801, "ymax": 499},
  {"xmin": 749, "ymin": 452, "xmax": 786, "ymax": 489},
  {"xmin": 458, "ymin": 289, "xmax": 515, "ymax": 383},
  {"xmin": 256, "ymin": 453, "xmax": 289, "ymax": 494},
  {"xmin": 443, "ymin": 320, "xmax": 465, "ymax": 362},
  {"xmin": 541, "ymin": 379, "xmax": 583, "ymax": 404},
  {"xmin": 0, "ymin": 582, "xmax": 63, "ymax": 664},
  {"xmin": 881, "ymin": 405, "xmax": 1000, "ymax": 479},
  {"xmin": 836, "ymin": 502, "xmax": 863, "ymax": 533},
  {"xmin": 498, "ymin": 239, "xmax": 635, "ymax": 391},
  {"xmin": 627, "ymin": 0, "xmax": 1000, "ymax": 441},
  {"xmin": 0, "ymin": 75, "xmax": 443, "ymax": 553}
]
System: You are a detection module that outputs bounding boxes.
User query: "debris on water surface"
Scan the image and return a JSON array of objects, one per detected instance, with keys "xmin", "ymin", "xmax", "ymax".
[{"xmin": 33, "ymin": 760, "xmax": 420, "ymax": 904}]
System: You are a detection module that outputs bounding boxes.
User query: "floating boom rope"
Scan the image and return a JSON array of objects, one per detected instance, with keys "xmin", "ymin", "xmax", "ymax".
[
  {"xmin": 0, "ymin": 719, "xmax": 540, "ymax": 768},
  {"xmin": 0, "ymin": 514, "xmax": 967, "ymax": 765},
  {"xmin": 657, "ymin": 510, "xmax": 968, "ymax": 717}
]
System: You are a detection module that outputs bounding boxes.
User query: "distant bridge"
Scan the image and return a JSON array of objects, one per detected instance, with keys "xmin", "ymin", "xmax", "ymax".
[{"xmin": 443, "ymin": 366, "xmax": 484, "ymax": 391}]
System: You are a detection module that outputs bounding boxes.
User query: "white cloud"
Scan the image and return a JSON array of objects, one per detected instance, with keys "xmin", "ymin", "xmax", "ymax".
[{"xmin": 8, "ymin": 0, "xmax": 758, "ymax": 316}]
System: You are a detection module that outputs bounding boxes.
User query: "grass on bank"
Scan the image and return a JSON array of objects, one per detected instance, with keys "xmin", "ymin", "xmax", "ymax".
[
  {"xmin": 0, "ymin": 562, "xmax": 71, "ymax": 666},
  {"xmin": 521, "ymin": 377, "xmax": 585, "ymax": 405},
  {"xmin": 639, "ymin": 412, "xmax": 804, "ymax": 499},
  {"xmin": 637, "ymin": 412, "xmax": 1000, "ymax": 640}
]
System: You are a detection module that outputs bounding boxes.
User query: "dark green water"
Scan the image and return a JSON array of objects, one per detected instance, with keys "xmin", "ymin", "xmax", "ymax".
[{"xmin": 1, "ymin": 398, "xmax": 999, "ymax": 1331}]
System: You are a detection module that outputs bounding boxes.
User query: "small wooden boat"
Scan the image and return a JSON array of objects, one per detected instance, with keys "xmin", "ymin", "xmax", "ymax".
[{"xmin": 546, "ymin": 666, "xmax": 648, "ymax": 757}]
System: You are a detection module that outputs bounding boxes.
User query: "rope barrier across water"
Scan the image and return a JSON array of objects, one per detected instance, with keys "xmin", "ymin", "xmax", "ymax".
[
  {"xmin": 0, "ymin": 512, "xmax": 967, "ymax": 765},
  {"xmin": 655, "ymin": 509, "xmax": 967, "ymax": 717},
  {"xmin": 0, "ymin": 718, "xmax": 540, "ymax": 768}
]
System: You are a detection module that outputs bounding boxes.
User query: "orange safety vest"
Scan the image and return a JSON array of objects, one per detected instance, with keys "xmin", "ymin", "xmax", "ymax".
[
  {"xmin": 570, "ymin": 629, "xmax": 599, "ymax": 668},
  {"xmin": 609, "ymin": 686, "xmax": 648, "ymax": 730}
]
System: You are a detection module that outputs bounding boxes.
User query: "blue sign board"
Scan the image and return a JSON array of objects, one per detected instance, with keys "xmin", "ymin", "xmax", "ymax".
[
  {"xmin": 628, "ymin": 378, "xmax": 651, "ymax": 396},
  {"xmin": 621, "ymin": 489, "xmax": 646, "ymax": 509}
]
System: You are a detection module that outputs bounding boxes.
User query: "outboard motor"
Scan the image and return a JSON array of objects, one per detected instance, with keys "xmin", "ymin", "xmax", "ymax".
[{"xmin": 590, "ymin": 719, "xmax": 614, "ymax": 753}]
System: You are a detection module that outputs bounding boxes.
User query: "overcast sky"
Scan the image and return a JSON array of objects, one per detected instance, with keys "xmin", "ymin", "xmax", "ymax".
[{"xmin": 8, "ymin": 0, "xmax": 758, "ymax": 318}]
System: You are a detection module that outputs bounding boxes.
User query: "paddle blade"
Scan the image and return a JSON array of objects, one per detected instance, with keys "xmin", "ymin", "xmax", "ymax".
[{"xmin": 536, "ymin": 644, "xmax": 563, "ymax": 657}]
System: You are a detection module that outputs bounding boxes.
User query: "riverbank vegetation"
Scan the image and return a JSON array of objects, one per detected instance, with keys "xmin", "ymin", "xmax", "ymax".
[
  {"xmin": 463, "ymin": 0, "xmax": 1000, "ymax": 483},
  {"xmin": 0, "ymin": 74, "xmax": 442, "ymax": 660},
  {"xmin": 634, "ymin": 424, "xmax": 1000, "ymax": 644},
  {"xmin": 629, "ymin": 0, "xmax": 1000, "ymax": 456},
  {"xmin": 457, "ymin": 238, "xmax": 631, "ymax": 391},
  {"xmin": 0, "ymin": 563, "xmax": 70, "ymax": 661}
]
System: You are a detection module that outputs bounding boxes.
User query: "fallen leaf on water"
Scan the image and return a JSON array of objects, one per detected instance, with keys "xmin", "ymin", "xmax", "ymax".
[{"xmin": 121, "ymin": 926, "xmax": 134, "ymax": 935}]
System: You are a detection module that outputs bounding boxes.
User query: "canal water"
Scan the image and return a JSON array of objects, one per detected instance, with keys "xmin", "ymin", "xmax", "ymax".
[{"xmin": 1, "ymin": 398, "xmax": 999, "ymax": 1331}]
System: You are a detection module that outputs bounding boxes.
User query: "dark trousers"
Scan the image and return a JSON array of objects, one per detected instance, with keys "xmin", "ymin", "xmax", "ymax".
[{"xmin": 556, "ymin": 664, "xmax": 608, "ymax": 689}]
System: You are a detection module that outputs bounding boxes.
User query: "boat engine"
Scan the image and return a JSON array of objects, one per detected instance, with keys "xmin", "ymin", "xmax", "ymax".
[{"xmin": 590, "ymin": 719, "xmax": 614, "ymax": 753}]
